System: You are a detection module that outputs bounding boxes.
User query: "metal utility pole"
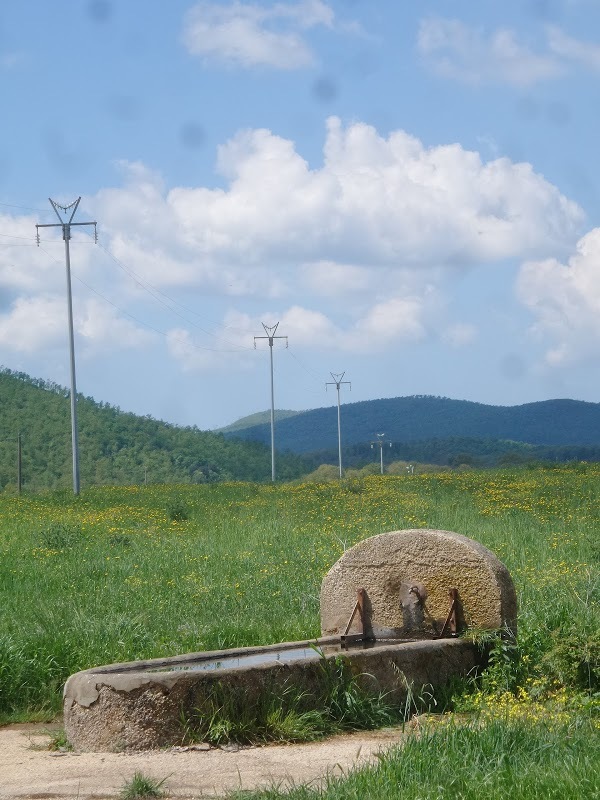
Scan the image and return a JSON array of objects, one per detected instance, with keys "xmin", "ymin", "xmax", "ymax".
[
  {"xmin": 254, "ymin": 322, "xmax": 288, "ymax": 481},
  {"xmin": 36, "ymin": 198, "xmax": 97, "ymax": 496},
  {"xmin": 326, "ymin": 372, "xmax": 351, "ymax": 478},
  {"xmin": 371, "ymin": 432, "xmax": 392, "ymax": 475}
]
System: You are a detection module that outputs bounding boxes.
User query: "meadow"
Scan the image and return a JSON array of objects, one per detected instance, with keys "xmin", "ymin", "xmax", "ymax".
[{"xmin": 0, "ymin": 464, "xmax": 598, "ymax": 797}]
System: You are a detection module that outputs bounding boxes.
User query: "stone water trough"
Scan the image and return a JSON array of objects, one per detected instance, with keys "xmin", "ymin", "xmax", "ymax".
[{"xmin": 64, "ymin": 529, "xmax": 517, "ymax": 751}]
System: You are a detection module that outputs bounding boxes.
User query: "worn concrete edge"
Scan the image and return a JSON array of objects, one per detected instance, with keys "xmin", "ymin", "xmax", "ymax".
[{"xmin": 64, "ymin": 638, "xmax": 478, "ymax": 708}]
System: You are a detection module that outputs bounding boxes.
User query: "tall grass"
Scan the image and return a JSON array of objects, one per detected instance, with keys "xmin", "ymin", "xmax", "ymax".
[
  {"xmin": 0, "ymin": 465, "xmax": 598, "ymax": 719},
  {"xmin": 227, "ymin": 716, "xmax": 600, "ymax": 800}
]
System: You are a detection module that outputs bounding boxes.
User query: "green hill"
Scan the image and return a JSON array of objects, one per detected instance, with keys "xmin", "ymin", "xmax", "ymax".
[
  {"xmin": 223, "ymin": 395, "xmax": 600, "ymax": 455},
  {"xmin": 216, "ymin": 409, "xmax": 300, "ymax": 433},
  {"xmin": 0, "ymin": 368, "xmax": 308, "ymax": 490}
]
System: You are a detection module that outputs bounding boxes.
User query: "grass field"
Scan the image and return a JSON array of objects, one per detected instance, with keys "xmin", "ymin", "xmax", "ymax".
[{"xmin": 0, "ymin": 465, "xmax": 598, "ymax": 796}]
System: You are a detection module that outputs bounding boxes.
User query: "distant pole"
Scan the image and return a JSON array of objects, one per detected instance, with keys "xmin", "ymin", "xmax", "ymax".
[
  {"xmin": 17, "ymin": 432, "xmax": 22, "ymax": 495},
  {"xmin": 36, "ymin": 198, "xmax": 97, "ymax": 496},
  {"xmin": 326, "ymin": 372, "xmax": 351, "ymax": 478},
  {"xmin": 254, "ymin": 322, "xmax": 288, "ymax": 481},
  {"xmin": 371, "ymin": 433, "xmax": 392, "ymax": 475}
]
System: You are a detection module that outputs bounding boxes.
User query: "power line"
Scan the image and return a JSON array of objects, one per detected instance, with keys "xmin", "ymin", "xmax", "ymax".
[
  {"xmin": 92, "ymin": 237, "xmax": 254, "ymax": 351},
  {"xmin": 0, "ymin": 231, "xmax": 43, "ymax": 241},
  {"xmin": 38, "ymin": 245, "xmax": 250, "ymax": 354},
  {"xmin": 0, "ymin": 200, "xmax": 51, "ymax": 214}
]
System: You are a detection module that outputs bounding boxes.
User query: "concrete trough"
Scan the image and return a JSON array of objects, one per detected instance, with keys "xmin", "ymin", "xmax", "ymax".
[{"xmin": 63, "ymin": 529, "xmax": 516, "ymax": 751}]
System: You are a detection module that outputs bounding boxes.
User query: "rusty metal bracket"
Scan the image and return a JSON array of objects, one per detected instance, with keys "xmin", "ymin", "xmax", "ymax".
[
  {"xmin": 437, "ymin": 588, "xmax": 459, "ymax": 638},
  {"xmin": 341, "ymin": 588, "xmax": 369, "ymax": 644}
]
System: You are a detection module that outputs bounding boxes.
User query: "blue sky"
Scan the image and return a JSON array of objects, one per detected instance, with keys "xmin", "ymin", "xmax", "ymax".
[{"xmin": 1, "ymin": 0, "xmax": 600, "ymax": 430}]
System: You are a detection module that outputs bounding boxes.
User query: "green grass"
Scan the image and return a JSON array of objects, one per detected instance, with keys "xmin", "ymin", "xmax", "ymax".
[
  {"xmin": 1, "ymin": 465, "xmax": 598, "ymax": 795},
  {"xmin": 183, "ymin": 655, "xmax": 402, "ymax": 745},
  {"xmin": 0, "ymin": 465, "xmax": 598, "ymax": 724},
  {"xmin": 228, "ymin": 717, "xmax": 600, "ymax": 800},
  {"xmin": 119, "ymin": 771, "xmax": 168, "ymax": 800}
]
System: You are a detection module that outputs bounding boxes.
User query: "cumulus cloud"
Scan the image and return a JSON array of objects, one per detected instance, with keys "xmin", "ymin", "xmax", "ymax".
[
  {"xmin": 76, "ymin": 298, "xmax": 155, "ymax": 356},
  {"xmin": 0, "ymin": 295, "xmax": 67, "ymax": 353},
  {"xmin": 0, "ymin": 214, "xmax": 67, "ymax": 296},
  {"xmin": 182, "ymin": 0, "xmax": 334, "ymax": 69},
  {"xmin": 301, "ymin": 261, "xmax": 371, "ymax": 296},
  {"xmin": 169, "ymin": 291, "xmax": 432, "ymax": 373},
  {"xmin": 90, "ymin": 117, "xmax": 583, "ymax": 300},
  {"xmin": 0, "ymin": 293, "xmax": 153, "ymax": 357},
  {"xmin": 2, "ymin": 118, "xmax": 586, "ymax": 372},
  {"xmin": 166, "ymin": 308, "xmax": 262, "ymax": 372},
  {"xmin": 517, "ymin": 228, "xmax": 600, "ymax": 366},
  {"xmin": 418, "ymin": 17, "xmax": 564, "ymax": 86}
]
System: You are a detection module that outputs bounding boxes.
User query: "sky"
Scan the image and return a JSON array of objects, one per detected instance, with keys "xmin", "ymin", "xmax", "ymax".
[{"xmin": 1, "ymin": 0, "xmax": 600, "ymax": 431}]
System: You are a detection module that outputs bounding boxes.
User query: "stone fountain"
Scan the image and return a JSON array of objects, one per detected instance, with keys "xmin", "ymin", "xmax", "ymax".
[{"xmin": 64, "ymin": 529, "xmax": 516, "ymax": 750}]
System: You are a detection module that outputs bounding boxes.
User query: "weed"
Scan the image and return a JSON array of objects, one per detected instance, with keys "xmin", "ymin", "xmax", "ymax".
[
  {"xmin": 341, "ymin": 475, "xmax": 365, "ymax": 494},
  {"xmin": 166, "ymin": 501, "xmax": 189, "ymax": 522},
  {"xmin": 119, "ymin": 771, "xmax": 168, "ymax": 800},
  {"xmin": 316, "ymin": 655, "xmax": 398, "ymax": 730},
  {"xmin": 541, "ymin": 626, "xmax": 600, "ymax": 692},
  {"xmin": 46, "ymin": 727, "xmax": 73, "ymax": 751},
  {"xmin": 184, "ymin": 654, "xmax": 404, "ymax": 746},
  {"xmin": 185, "ymin": 681, "xmax": 330, "ymax": 744},
  {"xmin": 40, "ymin": 522, "xmax": 83, "ymax": 550}
]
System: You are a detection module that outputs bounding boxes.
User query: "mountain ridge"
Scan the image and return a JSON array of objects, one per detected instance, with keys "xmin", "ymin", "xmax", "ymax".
[{"xmin": 222, "ymin": 395, "xmax": 600, "ymax": 453}]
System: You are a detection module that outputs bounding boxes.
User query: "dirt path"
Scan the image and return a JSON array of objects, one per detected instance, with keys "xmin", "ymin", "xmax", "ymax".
[{"xmin": 0, "ymin": 723, "xmax": 408, "ymax": 800}]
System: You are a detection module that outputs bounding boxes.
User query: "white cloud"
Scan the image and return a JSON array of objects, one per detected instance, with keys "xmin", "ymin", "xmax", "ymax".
[
  {"xmin": 91, "ymin": 117, "xmax": 583, "ymax": 296},
  {"xmin": 517, "ymin": 228, "xmax": 600, "ymax": 366},
  {"xmin": 167, "ymin": 328, "xmax": 222, "ymax": 371},
  {"xmin": 546, "ymin": 25, "xmax": 600, "ymax": 70},
  {"xmin": 182, "ymin": 0, "xmax": 334, "ymax": 69},
  {"xmin": 443, "ymin": 323, "xmax": 477, "ymax": 348},
  {"xmin": 77, "ymin": 298, "xmax": 155, "ymax": 356},
  {"xmin": 418, "ymin": 17, "xmax": 564, "ymax": 86},
  {"xmin": 0, "ymin": 295, "xmax": 67, "ymax": 353},
  {"xmin": 0, "ymin": 214, "xmax": 68, "ymax": 296},
  {"xmin": 169, "ymin": 293, "xmax": 432, "ymax": 373},
  {"xmin": 3, "ymin": 118, "xmax": 586, "ymax": 373},
  {"xmin": 301, "ymin": 261, "xmax": 371, "ymax": 296},
  {"xmin": 353, "ymin": 296, "xmax": 427, "ymax": 346},
  {"xmin": 0, "ymin": 293, "xmax": 153, "ymax": 357},
  {"xmin": 167, "ymin": 313, "xmax": 260, "ymax": 372}
]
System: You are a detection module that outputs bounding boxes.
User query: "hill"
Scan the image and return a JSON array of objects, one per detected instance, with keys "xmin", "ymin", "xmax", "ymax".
[
  {"xmin": 223, "ymin": 395, "xmax": 600, "ymax": 455},
  {"xmin": 216, "ymin": 409, "xmax": 300, "ymax": 433},
  {"xmin": 0, "ymin": 368, "xmax": 308, "ymax": 490}
]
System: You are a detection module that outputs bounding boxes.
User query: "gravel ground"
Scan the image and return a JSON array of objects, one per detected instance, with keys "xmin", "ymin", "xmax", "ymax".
[{"xmin": 0, "ymin": 723, "xmax": 407, "ymax": 800}]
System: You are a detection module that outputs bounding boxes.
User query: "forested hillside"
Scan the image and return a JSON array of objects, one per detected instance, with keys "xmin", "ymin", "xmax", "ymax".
[
  {"xmin": 302, "ymin": 437, "xmax": 600, "ymax": 471},
  {"xmin": 217, "ymin": 409, "xmax": 300, "ymax": 433},
  {"xmin": 0, "ymin": 369, "xmax": 308, "ymax": 490},
  {"xmin": 224, "ymin": 395, "xmax": 600, "ymax": 454}
]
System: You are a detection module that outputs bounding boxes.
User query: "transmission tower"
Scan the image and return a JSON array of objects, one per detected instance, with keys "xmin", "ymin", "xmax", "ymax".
[
  {"xmin": 371, "ymin": 432, "xmax": 392, "ymax": 475},
  {"xmin": 36, "ymin": 198, "xmax": 97, "ymax": 495},
  {"xmin": 254, "ymin": 322, "xmax": 288, "ymax": 481},
  {"xmin": 326, "ymin": 372, "xmax": 351, "ymax": 478}
]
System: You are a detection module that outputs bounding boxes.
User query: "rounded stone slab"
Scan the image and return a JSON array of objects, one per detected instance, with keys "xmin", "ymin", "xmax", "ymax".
[{"xmin": 320, "ymin": 529, "xmax": 517, "ymax": 638}]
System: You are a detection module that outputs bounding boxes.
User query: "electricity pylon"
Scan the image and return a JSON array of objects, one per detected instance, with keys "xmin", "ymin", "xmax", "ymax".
[
  {"xmin": 371, "ymin": 432, "xmax": 392, "ymax": 475},
  {"xmin": 254, "ymin": 322, "xmax": 288, "ymax": 481},
  {"xmin": 326, "ymin": 372, "xmax": 350, "ymax": 478},
  {"xmin": 36, "ymin": 198, "xmax": 97, "ymax": 495}
]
